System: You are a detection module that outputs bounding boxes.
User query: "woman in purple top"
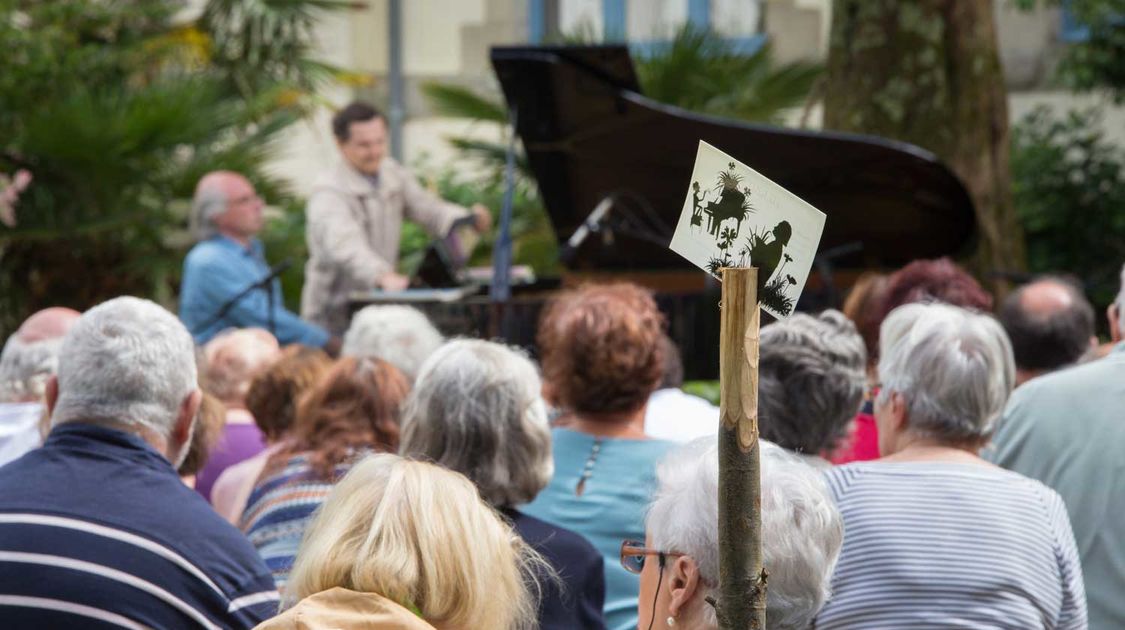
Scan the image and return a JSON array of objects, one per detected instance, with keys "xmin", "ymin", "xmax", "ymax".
[{"xmin": 193, "ymin": 328, "xmax": 279, "ymax": 500}]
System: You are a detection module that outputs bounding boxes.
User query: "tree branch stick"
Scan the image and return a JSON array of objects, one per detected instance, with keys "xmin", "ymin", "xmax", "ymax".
[{"xmin": 716, "ymin": 267, "xmax": 766, "ymax": 629}]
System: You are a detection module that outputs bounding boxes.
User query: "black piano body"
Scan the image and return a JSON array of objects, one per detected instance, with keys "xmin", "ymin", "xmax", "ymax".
[{"xmin": 349, "ymin": 45, "xmax": 976, "ymax": 380}]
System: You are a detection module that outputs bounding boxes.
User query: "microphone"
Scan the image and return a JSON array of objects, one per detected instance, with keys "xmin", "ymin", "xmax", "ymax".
[
  {"xmin": 559, "ymin": 197, "xmax": 614, "ymax": 265},
  {"xmin": 261, "ymin": 259, "xmax": 293, "ymax": 284}
]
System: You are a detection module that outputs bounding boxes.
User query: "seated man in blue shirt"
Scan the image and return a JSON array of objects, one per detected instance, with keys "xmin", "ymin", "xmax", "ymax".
[{"xmin": 180, "ymin": 171, "xmax": 340, "ymax": 353}]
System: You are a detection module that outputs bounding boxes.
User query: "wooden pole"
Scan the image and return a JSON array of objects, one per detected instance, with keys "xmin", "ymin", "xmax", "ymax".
[{"xmin": 716, "ymin": 267, "xmax": 765, "ymax": 629}]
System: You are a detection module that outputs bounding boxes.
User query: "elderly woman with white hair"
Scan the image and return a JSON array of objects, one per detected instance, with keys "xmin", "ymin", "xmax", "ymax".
[
  {"xmin": 399, "ymin": 339, "xmax": 607, "ymax": 630},
  {"xmin": 632, "ymin": 439, "xmax": 843, "ymax": 630},
  {"xmin": 342, "ymin": 305, "xmax": 443, "ymax": 381},
  {"xmin": 815, "ymin": 303, "xmax": 1087, "ymax": 628}
]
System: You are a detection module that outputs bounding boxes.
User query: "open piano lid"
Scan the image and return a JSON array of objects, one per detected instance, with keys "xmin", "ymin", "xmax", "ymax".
[{"xmin": 490, "ymin": 45, "xmax": 977, "ymax": 271}]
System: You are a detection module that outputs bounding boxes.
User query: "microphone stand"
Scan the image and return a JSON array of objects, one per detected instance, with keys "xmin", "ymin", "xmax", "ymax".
[{"xmin": 195, "ymin": 259, "xmax": 292, "ymax": 339}]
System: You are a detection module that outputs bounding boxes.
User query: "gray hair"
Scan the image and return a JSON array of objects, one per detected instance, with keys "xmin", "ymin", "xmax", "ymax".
[
  {"xmin": 190, "ymin": 180, "xmax": 228, "ymax": 241},
  {"xmin": 876, "ymin": 302, "xmax": 1015, "ymax": 444},
  {"xmin": 51, "ymin": 297, "xmax": 199, "ymax": 439},
  {"xmin": 0, "ymin": 336, "xmax": 64, "ymax": 402},
  {"xmin": 399, "ymin": 339, "xmax": 552, "ymax": 507},
  {"xmin": 343, "ymin": 305, "xmax": 444, "ymax": 381},
  {"xmin": 759, "ymin": 310, "xmax": 866, "ymax": 455},
  {"xmin": 647, "ymin": 438, "xmax": 843, "ymax": 629}
]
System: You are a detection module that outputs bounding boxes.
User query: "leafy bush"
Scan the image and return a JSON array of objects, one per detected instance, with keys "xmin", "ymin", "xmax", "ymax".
[
  {"xmin": 1011, "ymin": 106, "xmax": 1125, "ymax": 312},
  {"xmin": 0, "ymin": 0, "xmax": 349, "ymax": 335}
]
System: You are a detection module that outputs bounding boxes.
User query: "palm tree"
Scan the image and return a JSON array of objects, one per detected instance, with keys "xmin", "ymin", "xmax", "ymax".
[{"xmin": 0, "ymin": 0, "xmax": 356, "ymax": 332}]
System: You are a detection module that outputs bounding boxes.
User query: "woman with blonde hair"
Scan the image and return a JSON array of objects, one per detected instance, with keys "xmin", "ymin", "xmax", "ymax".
[{"xmin": 258, "ymin": 453, "xmax": 544, "ymax": 630}]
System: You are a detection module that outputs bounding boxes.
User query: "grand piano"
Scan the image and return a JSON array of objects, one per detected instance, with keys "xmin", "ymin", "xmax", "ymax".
[{"xmin": 350, "ymin": 45, "xmax": 977, "ymax": 379}]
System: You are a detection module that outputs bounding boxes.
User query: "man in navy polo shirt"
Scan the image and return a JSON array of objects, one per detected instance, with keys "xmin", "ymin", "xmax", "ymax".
[{"xmin": 0, "ymin": 297, "xmax": 278, "ymax": 628}]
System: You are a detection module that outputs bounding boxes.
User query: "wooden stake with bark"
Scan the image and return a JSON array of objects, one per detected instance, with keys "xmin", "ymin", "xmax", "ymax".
[{"xmin": 715, "ymin": 267, "xmax": 766, "ymax": 629}]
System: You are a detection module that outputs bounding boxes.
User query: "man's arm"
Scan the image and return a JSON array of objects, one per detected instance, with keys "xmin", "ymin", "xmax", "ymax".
[
  {"xmin": 306, "ymin": 189, "xmax": 395, "ymax": 287},
  {"xmin": 399, "ymin": 166, "xmax": 473, "ymax": 239}
]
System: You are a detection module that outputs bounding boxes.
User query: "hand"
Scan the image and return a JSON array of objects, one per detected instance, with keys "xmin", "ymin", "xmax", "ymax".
[
  {"xmin": 378, "ymin": 272, "xmax": 410, "ymax": 292},
  {"xmin": 471, "ymin": 203, "xmax": 492, "ymax": 233}
]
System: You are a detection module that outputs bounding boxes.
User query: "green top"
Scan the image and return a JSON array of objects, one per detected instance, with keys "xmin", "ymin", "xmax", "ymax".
[{"xmin": 984, "ymin": 343, "xmax": 1125, "ymax": 630}]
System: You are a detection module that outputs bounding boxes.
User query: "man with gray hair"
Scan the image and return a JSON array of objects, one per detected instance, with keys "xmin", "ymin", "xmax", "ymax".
[
  {"xmin": 0, "ymin": 297, "xmax": 277, "ymax": 627},
  {"xmin": 997, "ymin": 276, "xmax": 1096, "ymax": 386},
  {"xmin": 987, "ymin": 262, "xmax": 1125, "ymax": 630},
  {"xmin": 0, "ymin": 307, "xmax": 80, "ymax": 467},
  {"xmin": 179, "ymin": 170, "xmax": 340, "ymax": 353}
]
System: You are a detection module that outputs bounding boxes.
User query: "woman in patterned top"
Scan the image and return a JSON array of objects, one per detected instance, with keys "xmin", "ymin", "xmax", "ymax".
[
  {"xmin": 815, "ymin": 303, "xmax": 1087, "ymax": 629},
  {"xmin": 241, "ymin": 356, "xmax": 409, "ymax": 590}
]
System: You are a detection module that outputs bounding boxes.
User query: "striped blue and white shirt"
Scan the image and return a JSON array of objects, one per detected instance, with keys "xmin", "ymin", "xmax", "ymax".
[
  {"xmin": 816, "ymin": 461, "xmax": 1087, "ymax": 630},
  {"xmin": 0, "ymin": 423, "xmax": 279, "ymax": 628}
]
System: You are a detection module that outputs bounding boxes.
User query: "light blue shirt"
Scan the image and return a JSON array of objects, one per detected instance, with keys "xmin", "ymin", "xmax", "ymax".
[
  {"xmin": 984, "ymin": 343, "xmax": 1125, "ymax": 630},
  {"xmin": 523, "ymin": 428, "xmax": 675, "ymax": 630},
  {"xmin": 180, "ymin": 236, "xmax": 330, "ymax": 347}
]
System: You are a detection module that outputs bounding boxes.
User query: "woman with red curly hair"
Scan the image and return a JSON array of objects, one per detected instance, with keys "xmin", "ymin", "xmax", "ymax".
[
  {"xmin": 523, "ymin": 282, "xmax": 676, "ymax": 630},
  {"xmin": 240, "ymin": 357, "xmax": 409, "ymax": 591}
]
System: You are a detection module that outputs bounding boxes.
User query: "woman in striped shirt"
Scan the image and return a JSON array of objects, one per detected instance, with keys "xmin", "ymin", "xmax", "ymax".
[
  {"xmin": 240, "ymin": 357, "xmax": 410, "ymax": 591},
  {"xmin": 815, "ymin": 303, "xmax": 1087, "ymax": 629}
]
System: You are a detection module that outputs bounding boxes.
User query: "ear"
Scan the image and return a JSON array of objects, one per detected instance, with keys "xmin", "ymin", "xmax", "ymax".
[
  {"xmin": 887, "ymin": 391, "xmax": 908, "ymax": 432},
  {"xmin": 174, "ymin": 389, "xmax": 203, "ymax": 447},
  {"xmin": 666, "ymin": 555, "xmax": 702, "ymax": 620},
  {"xmin": 1109, "ymin": 304, "xmax": 1122, "ymax": 344},
  {"xmin": 45, "ymin": 375, "xmax": 59, "ymax": 416}
]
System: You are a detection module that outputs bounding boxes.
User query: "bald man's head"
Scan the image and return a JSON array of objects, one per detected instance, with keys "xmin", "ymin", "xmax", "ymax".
[
  {"xmin": 1, "ymin": 307, "xmax": 81, "ymax": 402},
  {"xmin": 999, "ymin": 278, "xmax": 1095, "ymax": 381}
]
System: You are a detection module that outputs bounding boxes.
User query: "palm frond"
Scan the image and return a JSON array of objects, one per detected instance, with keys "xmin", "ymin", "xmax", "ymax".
[{"xmin": 421, "ymin": 82, "xmax": 509, "ymax": 123}]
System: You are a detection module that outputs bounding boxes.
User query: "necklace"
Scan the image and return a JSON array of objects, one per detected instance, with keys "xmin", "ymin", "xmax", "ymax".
[{"xmin": 575, "ymin": 438, "xmax": 603, "ymax": 496}]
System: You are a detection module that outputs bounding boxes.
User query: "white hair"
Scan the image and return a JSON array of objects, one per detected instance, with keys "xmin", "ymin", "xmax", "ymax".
[
  {"xmin": 51, "ymin": 297, "xmax": 199, "ymax": 439},
  {"xmin": 0, "ymin": 335, "xmax": 64, "ymax": 402},
  {"xmin": 342, "ymin": 305, "xmax": 444, "ymax": 381},
  {"xmin": 190, "ymin": 180, "xmax": 228, "ymax": 241},
  {"xmin": 647, "ymin": 438, "xmax": 843, "ymax": 630},
  {"xmin": 876, "ymin": 302, "xmax": 1015, "ymax": 444},
  {"xmin": 400, "ymin": 339, "xmax": 552, "ymax": 507}
]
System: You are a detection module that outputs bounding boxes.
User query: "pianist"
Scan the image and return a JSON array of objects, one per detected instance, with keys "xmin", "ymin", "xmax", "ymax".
[
  {"xmin": 180, "ymin": 171, "xmax": 339, "ymax": 354},
  {"xmin": 300, "ymin": 102, "xmax": 492, "ymax": 335}
]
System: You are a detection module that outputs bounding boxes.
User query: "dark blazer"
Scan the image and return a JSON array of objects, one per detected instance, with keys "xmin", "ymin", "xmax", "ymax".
[{"xmin": 503, "ymin": 508, "xmax": 607, "ymax": 630}]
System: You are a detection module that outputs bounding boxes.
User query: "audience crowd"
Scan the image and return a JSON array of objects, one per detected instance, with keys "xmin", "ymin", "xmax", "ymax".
[{"xmin": 0, "ymin": 256, "xmax": 1123, "ymax": 629}]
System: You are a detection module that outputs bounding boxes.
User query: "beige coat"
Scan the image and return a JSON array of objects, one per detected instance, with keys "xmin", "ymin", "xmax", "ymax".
[
  {"xmin": 300, "ymin": 158, "xmax": 467, "ymax": 334},
  {"xmin": 255, "ymin": 587, "xmax": 436, "ymax": 630}
]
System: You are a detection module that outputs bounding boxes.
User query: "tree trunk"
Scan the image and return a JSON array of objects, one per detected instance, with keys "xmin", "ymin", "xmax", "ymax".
[{"xmin": 823, "ymin": 0, "xmax": 1026, "ymax": 293}]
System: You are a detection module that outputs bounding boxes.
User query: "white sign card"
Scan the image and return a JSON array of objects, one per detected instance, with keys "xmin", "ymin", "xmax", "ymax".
[{"xmin": 669, "ymin": 140, "xmax": 826, "ymax": 319}]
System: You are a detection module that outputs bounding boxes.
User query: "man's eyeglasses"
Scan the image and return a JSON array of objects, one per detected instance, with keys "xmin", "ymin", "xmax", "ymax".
[{"xmin": 620, "ymin": 539, "xmax": 684, "ymax": 575}]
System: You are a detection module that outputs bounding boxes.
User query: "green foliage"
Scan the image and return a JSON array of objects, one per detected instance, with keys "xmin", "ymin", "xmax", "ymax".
[
  {"xmin": 634, "ymin": 26, "xmax": 822, "ymax": 124},
  {"xmin": 1013, "ymin": 0, "xmax": 1125, "ymax": 102},
  {"xmin": 420, "ymin": 83, "xmax": 508, "ymax": 124},
  {"xmin": 1058, "ymin": 0, "xmax": 1125, "ymax": 101},
  {"xmin": 0, "ymin": 0, "xmax": 349, "ymax": 333},
  {"xmin": 1011, "ymin": 106, "xmax": 1125, "ymax": 311}
]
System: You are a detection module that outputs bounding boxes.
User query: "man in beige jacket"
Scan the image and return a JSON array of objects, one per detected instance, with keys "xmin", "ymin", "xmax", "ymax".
[{"xmin": 301, "ymin": 102, "xmax": 491, "ymax": 334}]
